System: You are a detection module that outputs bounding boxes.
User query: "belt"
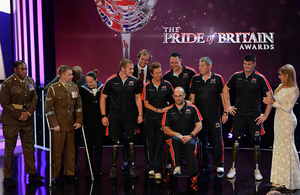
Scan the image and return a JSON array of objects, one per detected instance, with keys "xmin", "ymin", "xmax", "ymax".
[{"xmin": 12, "ymin": 103, "xmax": 30, "ymax": 110}]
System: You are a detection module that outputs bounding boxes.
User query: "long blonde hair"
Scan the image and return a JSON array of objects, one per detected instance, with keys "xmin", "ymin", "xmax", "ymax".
[{"xmin": 274, "ymin": 64, "xmax": 299, "ymax": 95}]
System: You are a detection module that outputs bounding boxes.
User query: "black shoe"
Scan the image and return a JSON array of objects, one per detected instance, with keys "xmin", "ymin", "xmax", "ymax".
[
  {"xmin": 130, "ymin": 166, "xmax": 139, "ymax": 178},
  {"xmin": 51, "ymin": 178, "xmax": 60, "ymax": 185},
  {"xmin": 109, "ymin": 167, "xmax": 117, "ymax": 179},
  {"xmin": 29, "ymin": 173, "xmax": 44, "ymax": 181},
  {"xmin": 4, "ymin": 178, "xmax": 16, "ymax": 187},
  {"xmin": 121, "ymin": 161, "xmax": 129, "ymax": 170},
  {"xmin": 65, "ymin": 175, "xmax": 78, "ymax": 183}
]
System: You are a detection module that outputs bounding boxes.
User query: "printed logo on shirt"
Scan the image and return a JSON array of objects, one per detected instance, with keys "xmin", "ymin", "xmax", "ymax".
[
  {"xmin": 71, "ymin": 91, "xmax": 78, "ymax": 99},
  {"xmin": 186, "ymin": 108, "xmax": 191, "ymax": 114},
  {"xmin": 149, "ymin": 88, "xmax": 155, "ymax": 91},
  {"xmin": 251, "ymin": 78, "xmax": 257, "ymax": 83},
  {"xmin": 255, "ymin": 131, "xmax": 260, "ymax": 136},
  {"xmin": 215, "ymin": 122, "xmax": 220, "ymax": 128},
  {"xmin": 162, "ymin": 85, "xmax": 167, "ymax": 91},
  {"xmin": 183, "ymin": 73, "xmax": 189, "ymax": 78},
  {"xmin": 28, "ymin": 84, "xmax": 35, "ymax": 91},
  {"xmin": 171, "ymin": 112, "xmax": 176, "ymax": 115},
  {"xmin": 129, "ymin": 81, "xmax": 134, "ymax": 86},
  {"xmin": 114, "ymin": 83, "xmax": 120, "ymax": 85},
  {"xmin": 210, "ymin": 79, "xmax": 216, "ymax": 84},
  {"xmin": 238, "ymin": 78, "xmax": 243, "ymax": 80}
]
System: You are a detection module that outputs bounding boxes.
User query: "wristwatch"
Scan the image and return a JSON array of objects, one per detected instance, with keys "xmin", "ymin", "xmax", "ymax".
[
  {"xmin": 101, "ymin": 114, "xmax": 106, "ymax": 118},
  {"xmin": 190, "ymin": 133, "xmax": 194, "ymax": 138}
]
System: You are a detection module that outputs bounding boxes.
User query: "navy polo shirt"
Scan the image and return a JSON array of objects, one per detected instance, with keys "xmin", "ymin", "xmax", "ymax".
[
  {"xmin": 190, "ymin": 71, "xmax": 225, "ymax": 119},
  {"xmin": 226, "ymin": 70, "xmax": 272, "ymax": 114},
  {"xmin": 163, "ymin": 64, "xmax": 196, "ymax": 99},
  {"xmin": 161, "ymin": 103, "xmax": 203, "ymax": 135},
  {"xmin": 101, "ymin": 72, "xmax": 141, "ymax": 117},
  {"xmin": 142, "ymin": 79, "xmax": 173, "ymax": 120}
]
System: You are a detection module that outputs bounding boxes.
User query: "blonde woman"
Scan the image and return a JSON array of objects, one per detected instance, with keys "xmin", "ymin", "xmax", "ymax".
[{"xmin": 263, "ymin": 64, "xmax": 300, "ymax": 192}]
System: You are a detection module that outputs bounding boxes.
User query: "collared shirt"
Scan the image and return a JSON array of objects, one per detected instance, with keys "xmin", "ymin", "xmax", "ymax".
[
  {"xmin": 226, "ymin": 70, "xmax": 272, "ymax": 114},
  {"xmin": 101, "ymin": 72, "xmax": 141, "ymax": 117},
  {"xmin": 190, "ymin": 71, "xmax": 225, "ymax": 119},
  {"xmin": 142, "ymin": 79, "xmax": 173, "ymax": 119},
  {"xmin": 138, "ymin": 65, "xmax": 148, "ymax": 86},
  {"xmin": 161, "ymin": 102, "xmax": 203, "ymax": 135},
  {"xmin": 163, "ymin": 64, "xmax": 196, "ymax": 100}
]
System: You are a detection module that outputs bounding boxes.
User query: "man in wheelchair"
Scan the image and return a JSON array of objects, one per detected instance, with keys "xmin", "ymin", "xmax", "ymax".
[{"xmin": 162, "ymin": 87, "xmax": 203, "ymax": 179}]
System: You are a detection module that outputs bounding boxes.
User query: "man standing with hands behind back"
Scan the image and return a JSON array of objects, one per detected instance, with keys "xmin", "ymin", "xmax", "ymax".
[
  {"xmin": 0, "ymin": 60, "xmax": 44, "ymax": 187},
  {"xmin": 45, "ymin": 65, "xmax": 83, "ymax": 184}
]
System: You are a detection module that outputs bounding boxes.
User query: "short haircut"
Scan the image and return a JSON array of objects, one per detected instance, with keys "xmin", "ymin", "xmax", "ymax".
[
  {"xmin": 150, "ymin": 62, "xmax": 161, "ymax": 73},
  {"xmin": 137, "ymin": 49, "xmax": 151, "ymax": 61},
  {"xmin": 119, "ymin": 59, "xmax": 133, "ymax": 70},
  {"xmin": 173, "ymin": 86, "xmax": 185, "ymax": 95},
  {"xmin": 244, "ymin": 53, "xmax": 256, "ymax": 62},
  {"xmin": 72, "ymin": 66, "xmax": 82, "ymax": 74},
  {"xmin": 170, "ymin": 52, "xmax": 181, "ymax": 60},
  {"xmin": 57, "ymin": 65, "xmax": 72, "ymax": 76},
  {"xmin": 14, "ymin": 60, "xmax": 26, "ymax": 69},
  {"xmin": 199, "ymin": 57, "xmax": 212, "ymax": 66}
]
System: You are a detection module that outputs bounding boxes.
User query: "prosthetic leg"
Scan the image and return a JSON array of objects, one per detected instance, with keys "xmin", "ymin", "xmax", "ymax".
[
  {"xmin": 109, "ymin": 139, "xmax": 119, "ymax": 179},
  {"xmin": 252, "ymin": 136, "xmax": 262, "ymax": 180},
  {"xmin": 227, "ymin": 137, "xmax": 240, "ymax": 179},
  {"xmin": 129, "ymin": 139, "xmax": 139, "ymax": 178}
]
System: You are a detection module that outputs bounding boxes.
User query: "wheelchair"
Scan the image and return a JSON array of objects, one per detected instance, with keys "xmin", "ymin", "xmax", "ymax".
[{"xmin": 162, "ymin": 136, "xmax": 202, "ymax": 183}]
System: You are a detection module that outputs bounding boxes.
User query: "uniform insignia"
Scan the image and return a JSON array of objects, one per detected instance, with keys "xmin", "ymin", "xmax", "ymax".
[
  {"xmin": 215, "ymin": 122, "xmax": 220, "ymax": 128},
  {"xmin": 183, "ymin": 73, "xmax": 189, "ymax": 78},
  {"xmin": 251, "ymin": 78, "xmax": 257, "ymax": 83},
  {"xmin": 46, "ymin": 97, "xmax": 52, "ymax": 102},
  {"xmin": 28, "ymin": 84, "xmax": 35, "ymax": 91},
  {"xmin": 71, "ymin": 91, "xmax": 78, "ymax": 98},
  {"xmin": 210, "ymin": 79, "xmax": 216, "ymax": 83},
  {"xmin": 129, "ymin": 81, "xmax": 134, "ymax": 86},
  {"xmin": 162, "ymin": 85, "xmax": 167, "ymax": 91},
  {"xmin": 186, "ymin": 108, "xmax": 191, "ymax": 114}
]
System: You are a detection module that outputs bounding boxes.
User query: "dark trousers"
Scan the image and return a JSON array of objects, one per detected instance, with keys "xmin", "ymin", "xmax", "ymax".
[
  {"xmin": 123, "ymin": 122, "xmax": 149, "ymax": 163},
  {"xmin": 144, "ymin": 118, "xmax": 164, "ymax": 173},
  {"xmin": 84, "ymin": 121, "xmax": 105, "ymax": 173},
  {"xmin": 3, "ymin": 124, "xmax": 37, "ymax": 178},
  {"xmin": 74, "ymin": 127, "xmax": 82, "ymax": 165},
  {"xmin": 166, "ymin": 136, "xmax": 199, "ymax": 176},
  {"xmin": 198, "ymin": 118, "xmax": 224, "ymax": 168}
]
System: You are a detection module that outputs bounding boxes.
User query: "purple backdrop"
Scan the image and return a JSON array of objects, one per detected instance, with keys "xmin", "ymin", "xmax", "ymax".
[{"xmin": 54, "ymin": 0, "xmax": 300, "ymax": 86}]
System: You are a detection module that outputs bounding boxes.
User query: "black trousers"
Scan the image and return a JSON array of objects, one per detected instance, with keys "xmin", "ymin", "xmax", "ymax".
[
  {"xmin": 197, "ymin": 117, "xmax": 224, "ymax": 168},
  {"xmin": 166, "ymin": 136, "xmax": 199, "ymax": 176},
  {"xmin": 84, "ymin": 121, "xmax": 105, "ymax": 173},
  {"xmin": 144, "ymin": 118, "xmax": 164, "ymax": 173}
]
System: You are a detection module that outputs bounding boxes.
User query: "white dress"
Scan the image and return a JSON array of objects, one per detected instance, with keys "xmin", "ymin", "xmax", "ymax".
[{"xmin": 270, "ymin": 85, "xmax": 300, "ymax": 189}]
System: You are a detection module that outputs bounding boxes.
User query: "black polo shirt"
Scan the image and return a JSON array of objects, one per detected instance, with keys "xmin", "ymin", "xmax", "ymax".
[
  {"xmin": 161, "ymin": 103, "xmax": 203, "ymax": 135},
  {"xmin": 101, "ymin": 72, "xmax": 140, "ymax": 117},
  {"xmin": 163, "ymin": 64, "xmax": 196, "ymax": 99},
  {"xmin": 190, "ymin": 71, "xmax": 224, "ymax": 119},
  {"xmin": 142, "ymin": 79, "xmax": 173, "ymax": 120},
  {"xmin": 226, "ymin": 70, "xmax": 272, "ymax": 114}
]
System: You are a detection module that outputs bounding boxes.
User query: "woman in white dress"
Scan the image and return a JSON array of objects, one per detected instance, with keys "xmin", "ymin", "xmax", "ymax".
[{"xmin": 263, "ymin": 64, "xmax": 300, "ymax": 191}]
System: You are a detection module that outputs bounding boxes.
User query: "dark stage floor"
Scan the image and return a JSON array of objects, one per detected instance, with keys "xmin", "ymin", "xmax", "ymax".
[{"xmin": 0, "ymin": 146, "xmax": 299, "ymax": 195}]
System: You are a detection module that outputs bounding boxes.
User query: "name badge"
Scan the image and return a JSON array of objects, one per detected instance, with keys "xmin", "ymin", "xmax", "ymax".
[
  {"xmin": 28, "ymin": 84, "xmax": 35, "ymax": 91},
  {"xmin": 71, "ymin": 91, "xmax": 78, "ymax": 98}
]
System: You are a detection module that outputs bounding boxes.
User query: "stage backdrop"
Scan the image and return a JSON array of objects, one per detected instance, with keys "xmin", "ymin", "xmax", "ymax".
[
  {"xmin": 53, "ymin": 0, "xmax": 300, "ymax": 148},
  {"xmin": 54, "ymin": 0, "xmax": 300, "ymax": 86}
]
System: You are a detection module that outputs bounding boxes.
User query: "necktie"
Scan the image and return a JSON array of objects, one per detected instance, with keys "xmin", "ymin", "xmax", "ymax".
[{"xmin": 139, "ymin": 69, "xmax": 144, "ymax": 86}]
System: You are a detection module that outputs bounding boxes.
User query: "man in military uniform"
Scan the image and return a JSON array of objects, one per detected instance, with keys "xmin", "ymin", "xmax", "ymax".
[
  {"xmin": 0, "ymin": 60, "xmax": 44, "ymax": 187},
  {"xmin": 45, "ymin": 65, "xmax": 83, "ymax": 184}
]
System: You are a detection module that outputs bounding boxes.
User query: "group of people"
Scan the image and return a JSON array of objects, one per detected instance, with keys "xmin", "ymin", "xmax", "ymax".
[{"xmin": 0, "ymin": 51, "xmax": 299, "ymax": 191}]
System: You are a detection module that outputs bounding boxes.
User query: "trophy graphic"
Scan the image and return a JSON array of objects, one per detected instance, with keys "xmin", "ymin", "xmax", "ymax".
[{"xmin": 94, "ymin": 0, "xmax": 158, "ymax": 59}]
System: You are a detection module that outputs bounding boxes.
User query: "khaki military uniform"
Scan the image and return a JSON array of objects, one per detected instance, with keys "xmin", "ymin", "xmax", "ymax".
[
  {"xmin": 45, "ymin": 81, "xmax": 83, "ymax": 178},
  {"xmin": 0, "ymin": 73, "xmax": 38, "ymax": 178}
]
